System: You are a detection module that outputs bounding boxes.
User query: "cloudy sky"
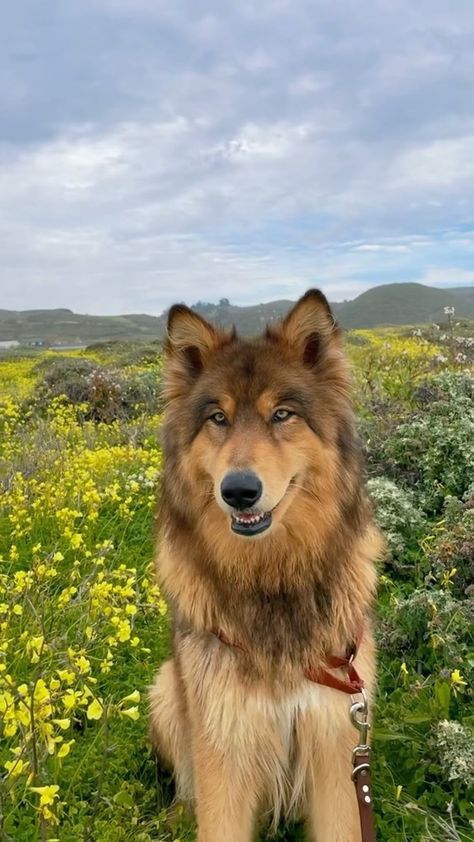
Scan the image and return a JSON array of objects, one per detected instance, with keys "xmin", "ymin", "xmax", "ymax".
[{"xmin": 1, "ymin": 0, "xmax": 474, "ymax": 314}]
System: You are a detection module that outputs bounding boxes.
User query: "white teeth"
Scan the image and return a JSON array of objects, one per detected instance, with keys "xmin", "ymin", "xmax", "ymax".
[{"xmin": 233, "ymin": 511, "xmax": 267, "ymax": 525}]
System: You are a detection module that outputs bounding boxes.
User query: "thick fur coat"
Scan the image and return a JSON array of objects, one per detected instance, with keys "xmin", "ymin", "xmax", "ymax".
[{"xmin": 149, "ymin": 291, "xmax": 383, "ymax": 841}]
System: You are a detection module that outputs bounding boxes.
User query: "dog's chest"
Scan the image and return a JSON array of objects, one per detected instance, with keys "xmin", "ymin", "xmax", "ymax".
[
  {"xmin": 204, "ymin": 674, "xmax": 345, "ymax": 754},
  {"xmin": 202, "ymin": 676, "xmax": 349, "ymax": 820}
]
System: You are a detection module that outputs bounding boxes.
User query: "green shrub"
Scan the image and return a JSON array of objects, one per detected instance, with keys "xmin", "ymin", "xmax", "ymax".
[
  {"xmin": 33, "ymin": 358, "xmax": 162, "ymax": 422},
  {"xmin": 367, "ymin": 477, "xmax": 425, "ymax": 566},
  {"xmin": 433, "ymin": 720, "xmax": 474, "ymax": 788},
  {"xmin": 424, "ymin": 492, "xmax": 474, "ymax": 598},
  {"xmin": 378, "ymin": 587, "xmax": 474, "ymax": 685},
  {"xmin": 368, "ymin": 372, "xmax": 474, "ymax": 513}
]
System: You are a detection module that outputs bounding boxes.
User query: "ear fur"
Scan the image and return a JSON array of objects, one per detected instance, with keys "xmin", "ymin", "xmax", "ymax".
[
  {"xmin": 163, "ymin": 304, "xmax": 235, "ymax": 396},
  {"xmin": 166, "ymin": 305, "xmax": 220, "ymax": 374},
  {"xmin": 269, "ymin": 289, "xmax": 340, "ymax": 366}
]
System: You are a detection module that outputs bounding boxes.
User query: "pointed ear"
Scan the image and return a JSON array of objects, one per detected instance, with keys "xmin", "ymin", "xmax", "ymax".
[
  {"xmin": 271, "ymin": 289, "xmax": 340, "ymax": 366},
  {"xmin": 164, "ymin": 305, "xmax": 235, "ymax": 395}
]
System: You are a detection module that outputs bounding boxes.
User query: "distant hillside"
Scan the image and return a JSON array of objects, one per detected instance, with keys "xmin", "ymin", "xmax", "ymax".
[
  {"xmin": 0, "ymin": 309, "xmax": 165, "ymax": 345},
  {"xmin": 330, "ymin": 283, "xmax": 474, "ymax": 329},
  {"xmin": 1, "ymin": 283, "xmax": 473, "ymax": 345}
]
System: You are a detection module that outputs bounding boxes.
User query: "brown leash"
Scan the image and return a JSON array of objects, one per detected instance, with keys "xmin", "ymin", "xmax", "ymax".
[{"xmin": 214, "ymin": 628, "xmax": 377, "ymax": 842}]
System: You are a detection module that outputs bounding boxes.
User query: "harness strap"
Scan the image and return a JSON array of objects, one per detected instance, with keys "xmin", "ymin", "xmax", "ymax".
[
  {"xmin": 304, "ymin": 654, "xmax": 364, "ymax": 695},
  {"xmin": 214, "ymin": 628, "xmax": 245, "ymax": 651}
]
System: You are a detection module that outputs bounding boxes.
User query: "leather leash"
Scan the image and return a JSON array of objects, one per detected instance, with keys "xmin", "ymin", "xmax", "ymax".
[{"xmin": 214, "ymin": 628, "xmax": 377, "ymax": 842}]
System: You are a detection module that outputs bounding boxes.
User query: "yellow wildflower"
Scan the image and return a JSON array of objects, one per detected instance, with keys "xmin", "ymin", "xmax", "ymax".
[
  {"xmin": 30, "ymin": 784, "xmax": 60, "ymax": 806},
  {"xmin": 450, "ymin": 669, "xmax": 466, "ymax": 688},
  {"xmin": 120, "ymin": 706, "xmax": 140, "ymax": 721},
  {"xmin": 86, "ymin": 698, "xmax": 104, "ymax": 720}
]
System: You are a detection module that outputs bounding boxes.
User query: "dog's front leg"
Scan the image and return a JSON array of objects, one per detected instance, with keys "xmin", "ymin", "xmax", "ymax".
[
  {"xmin": 305, "ymin": 723, "xmax": 362, "ymax": 842},
  {"xmin": 192, "ymin": 729, "xmax": 257, "ymax": 842},
  {"xmin": 300, "ymin": 697, "xmax": 361, "ymax": 842}
]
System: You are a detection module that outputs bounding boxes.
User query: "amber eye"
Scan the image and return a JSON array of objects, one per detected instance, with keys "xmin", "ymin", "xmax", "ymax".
[
  {"xmin": 272, "ymin": 408, "xmax": 293, "ymax": 423},
  {"xmin": 209, "ymin": 411, "xmax": 227, "ymax": 426}
]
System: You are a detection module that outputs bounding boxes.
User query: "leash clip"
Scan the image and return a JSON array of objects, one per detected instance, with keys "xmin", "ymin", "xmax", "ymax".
[{"xmin": 350, "ymin": 686, "xmax": 370, "ymax": 752}]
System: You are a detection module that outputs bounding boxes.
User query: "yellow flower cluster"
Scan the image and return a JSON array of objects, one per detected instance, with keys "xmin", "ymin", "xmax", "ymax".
[
  {"xmin": 0, "ymin": 369, "xmax": 166, "ymax": 831},
  {"xmin": 0, "ymin": 357, "xmax": 39, "ymax": 399},
  {"xmin": 346, "ymin": 329, "xmax": 443, "ymax": 404}
]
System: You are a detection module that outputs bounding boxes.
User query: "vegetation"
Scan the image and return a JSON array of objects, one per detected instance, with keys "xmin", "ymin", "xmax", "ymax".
[
  {"xmin": 33, "ymin": 356, "xmax": 163, "ymax": 422},
  {"xmin": 0, "ymin": 325, "xmax": 472, "ymax": 841},
  {"xmin": 1, "ymin": 283, "xmax": 474, "ymax": 346}
]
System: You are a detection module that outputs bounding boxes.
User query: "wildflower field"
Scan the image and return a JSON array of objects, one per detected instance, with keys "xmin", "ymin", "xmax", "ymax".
[{"xmin": 0, "ymin": 328, "xmax": 473, "ymax": 841}]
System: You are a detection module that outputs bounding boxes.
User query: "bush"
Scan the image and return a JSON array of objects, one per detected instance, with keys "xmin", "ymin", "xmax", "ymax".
[
  {"xmin": 378, "ymin": 587, "xmax": 474, "ymax": 684},
  {"xmin": 34, "ymin": 357, "xmax": 97, "ymax": 403},
  {"xmin": 33, "ymin": 359, "xmax": 162, "ymax": 422},
  {"xmin": 367, "ymin": 477, "xmax": 425, "ymax": 566},
  {"xmin": 423, "ymin": 491, "xmax": 474, "ymax": 598},
  {"xmin": 368, "ymin": 372, "xmax": 474, "ymax": 513},
  {"xmin": 433, "ymin": 720, "xmax": 474, "ymax": 787}
]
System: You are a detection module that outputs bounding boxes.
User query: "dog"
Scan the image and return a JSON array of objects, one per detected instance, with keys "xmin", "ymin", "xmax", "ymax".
[{"xmin": 149, "ymin": 290, "xmax": 384, "ymax": 841}]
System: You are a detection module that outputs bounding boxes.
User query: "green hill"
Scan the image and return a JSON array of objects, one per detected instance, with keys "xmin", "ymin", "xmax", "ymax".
[
  {"xmin": 1, "ymin": 283, "xmax": 473, "ymax": 345},
  {"xmin": 0, "ymin": 309, "xmax": 165, "ymax": 345},
  {"xmin": 331, "ymin": 282, "xmax": 474, "ymax": 328}
]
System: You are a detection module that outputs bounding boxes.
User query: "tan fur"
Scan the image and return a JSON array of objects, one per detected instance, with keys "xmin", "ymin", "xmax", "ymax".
[{"xmin": 149, "ymin": 291, "xmax": 384, "ymax": 841}]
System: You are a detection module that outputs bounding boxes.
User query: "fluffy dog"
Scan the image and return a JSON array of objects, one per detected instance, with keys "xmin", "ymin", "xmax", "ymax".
[{"xmin": 149, "ymin": 290, "xmax": 383, "ymax": 841}]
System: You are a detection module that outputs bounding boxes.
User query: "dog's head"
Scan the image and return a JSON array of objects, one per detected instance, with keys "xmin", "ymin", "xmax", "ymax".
[{"xmin": 162, "ymin": 290, "xmax": 362, "ymax": 545}]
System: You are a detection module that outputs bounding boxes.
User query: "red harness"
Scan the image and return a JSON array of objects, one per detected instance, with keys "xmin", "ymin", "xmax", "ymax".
[
  {"xmin": 214, "ymin": 628, "xmax": 364, "ymax": 695},
  {"xmin": 213, "ymin": 627, "xmax": 376, "ymax": 842},
  {"xmin": 304, "ymin": 633, "xmax": 364, "ymax": 695}
]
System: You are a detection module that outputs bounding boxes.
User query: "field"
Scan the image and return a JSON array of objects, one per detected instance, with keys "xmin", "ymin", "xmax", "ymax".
[{"xmin": 0, "ymin": 327, "xmax": 473, "ymax": 841}]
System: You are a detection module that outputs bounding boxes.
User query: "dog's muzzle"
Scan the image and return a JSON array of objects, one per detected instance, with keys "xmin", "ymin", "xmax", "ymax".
[{"xmin": 220, "ymin": 472, "xmax": 272, "ymax": 536}]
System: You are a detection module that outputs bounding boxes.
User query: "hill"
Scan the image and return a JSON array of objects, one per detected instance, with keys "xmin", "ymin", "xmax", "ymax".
[
  {"xmin": 0, "ymin": 283, "xmax": 473, "ymax": 345},
  {"xmin": 0, "ymin": 309, "xmax": 165, "ymax": 346},
  {"xmin": 330, "ymin": 282, "xmax": 474, "ymax": 329}
]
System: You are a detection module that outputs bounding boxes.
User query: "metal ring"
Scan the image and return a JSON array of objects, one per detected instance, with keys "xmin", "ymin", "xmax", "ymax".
[{"xmin": 351, "ymin": 762, "xmax": 371, "ymax": 781}]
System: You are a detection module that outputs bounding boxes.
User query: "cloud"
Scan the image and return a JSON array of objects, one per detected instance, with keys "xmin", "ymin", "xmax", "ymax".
[
  {"xmin": 353, "ymin": 244, "xmax": 410, "ymax": 253},
  {"xmin": 419, "ymin": 267, "xmax": 474, "ymax": 288},
  {"xmin": 0, "ymin": 0, "xmax": 473, "ymax": 313},
  {"xmin": 391, "ymin": 136, "xmax": 474, "ymax": 190}
]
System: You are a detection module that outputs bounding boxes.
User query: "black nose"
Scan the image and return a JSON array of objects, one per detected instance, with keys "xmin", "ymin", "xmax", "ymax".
[{"xmin": 220, "ymin": 471, "xmax": 263, "ymax": 510}]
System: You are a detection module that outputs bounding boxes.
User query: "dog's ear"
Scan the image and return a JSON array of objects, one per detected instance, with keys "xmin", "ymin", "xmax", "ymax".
[
  {"xmin": 166, "ymin": 305, "xmax": 221, "ymax": 376},
  {"xmin": 271, "ymin": 289, "xmax": 340, "ymax": 366},
  {"xmin": 164, "ymin": 305, "xmax": 235, "ymax": 394}
]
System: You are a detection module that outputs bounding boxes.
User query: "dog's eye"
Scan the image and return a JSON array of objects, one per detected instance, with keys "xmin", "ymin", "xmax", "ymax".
[
  {"xmin": 272, "ymin": 408, "xmax": 293, "ymax": 423},
  {"xmin": 209, "ymin": 411, "xmax": 227, "ymax": 426}
]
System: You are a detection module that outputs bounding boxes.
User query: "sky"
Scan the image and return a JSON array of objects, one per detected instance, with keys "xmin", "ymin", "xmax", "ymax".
[{"xmin": 1, "ymin": 0, "xmax": 474, "ymax": 315}]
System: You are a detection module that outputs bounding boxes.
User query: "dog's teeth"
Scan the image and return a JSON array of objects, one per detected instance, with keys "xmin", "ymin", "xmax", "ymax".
[{"xmin": 232, "ymin": 511, "xmax": 269, "ymax": 527}]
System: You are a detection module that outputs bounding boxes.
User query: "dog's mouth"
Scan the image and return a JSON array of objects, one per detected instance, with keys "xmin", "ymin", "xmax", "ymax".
[
  {"xmin": 230, "ymin": 509, "xmax": 272, "ymax": 536},
  {"xmin": 228, "ymin": 478, "xmax": 298, "ymax": 537}
]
